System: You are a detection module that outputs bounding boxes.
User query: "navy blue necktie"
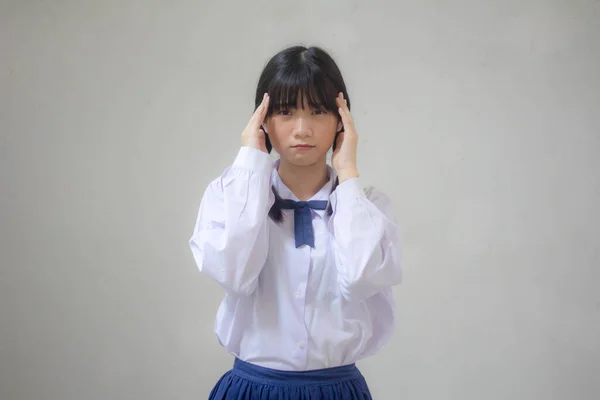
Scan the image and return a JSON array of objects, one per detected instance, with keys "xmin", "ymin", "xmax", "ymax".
[{"xmin": 280, "ymin": 199, "xmax": 329, "ymax": 248}]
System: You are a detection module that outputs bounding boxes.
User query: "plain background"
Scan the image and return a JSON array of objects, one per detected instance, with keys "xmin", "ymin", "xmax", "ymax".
[{"xmin": 2, "ymin": 0, "xmax": 599, "ymax": 399}]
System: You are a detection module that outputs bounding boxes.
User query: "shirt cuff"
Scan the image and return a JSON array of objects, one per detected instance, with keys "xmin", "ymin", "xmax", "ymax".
[
  {"xmin": 334, "ymin": 177, "xmax": 367, "ymax": 200},
  {"xmin": 233, "ymin": 146, "xmax": 274, "ymax": 176}
]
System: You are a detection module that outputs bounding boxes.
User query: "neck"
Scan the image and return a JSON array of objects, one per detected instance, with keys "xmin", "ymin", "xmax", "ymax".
[{"xmin": 277, "ymin": 158, "xmax": 329, "ymax": 201}]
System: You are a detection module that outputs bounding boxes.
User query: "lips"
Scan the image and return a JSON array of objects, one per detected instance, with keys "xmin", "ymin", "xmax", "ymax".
[{"xmin": 293, "ymin": 145, "xmax": 314, "ymax": 149}]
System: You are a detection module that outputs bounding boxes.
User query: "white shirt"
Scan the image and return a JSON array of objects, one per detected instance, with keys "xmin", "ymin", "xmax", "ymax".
[{"xmin": 189, "ymin": 147, "xmax": 402, "ymax": 371}]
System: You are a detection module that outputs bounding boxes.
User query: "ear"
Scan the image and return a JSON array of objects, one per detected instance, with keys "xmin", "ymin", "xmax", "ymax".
[{"xmin": 336, "ymin": 120, "xmax": 344, "ymax": 134}]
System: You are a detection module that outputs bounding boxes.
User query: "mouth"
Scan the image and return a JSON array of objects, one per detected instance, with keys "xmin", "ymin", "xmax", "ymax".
[{"xmin": 293, "ymin": 145, "xmax": 315, "ymax": 150}]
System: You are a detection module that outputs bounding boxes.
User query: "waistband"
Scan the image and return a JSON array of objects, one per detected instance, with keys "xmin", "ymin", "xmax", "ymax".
[{"xmin": 232, "ymin": 358, "xmax": 362, "ymax": 386}]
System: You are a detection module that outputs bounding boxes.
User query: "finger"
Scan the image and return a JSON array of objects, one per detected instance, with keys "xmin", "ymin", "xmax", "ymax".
[
  {"xmin": 337, "ymin": 92, "xmax": 348, "ymax": 109},
  {"xmin": 336, "ymin": 94, "xmax": 352, "ymax": 122},
  {"xmin": 335, "ymin": 95, "xmax": 347, "ymax": 116},
  {"xmin": 337, "ymin": 104, "xmax": 353, "ymax": 127},
  {"xmin": 257, "ymin": 94, "xmax": 270, "ymax": 126},
  {"xmin": 248, "ymin": 93, "xmax": 269, "ymax": 128}
]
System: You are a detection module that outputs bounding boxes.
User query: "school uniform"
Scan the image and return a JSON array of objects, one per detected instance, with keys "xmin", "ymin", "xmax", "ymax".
[{"xmin": 189, "ymin": 147, "xmax": 402, "ymax": 399}]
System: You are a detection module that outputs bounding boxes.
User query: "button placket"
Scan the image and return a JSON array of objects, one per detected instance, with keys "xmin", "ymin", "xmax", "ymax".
[{"xmin": 292, "ymin": 247, "xmax": 310, "ymax": 362}]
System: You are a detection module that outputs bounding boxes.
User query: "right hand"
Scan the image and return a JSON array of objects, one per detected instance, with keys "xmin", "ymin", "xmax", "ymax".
[{"xmin": 242, "ymin": 93, "xmax": 269, "ymax": 153}]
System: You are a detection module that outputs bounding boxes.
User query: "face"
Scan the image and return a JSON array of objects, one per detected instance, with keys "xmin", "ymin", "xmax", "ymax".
[{"xmin": 264, "ymin": 93, "xmax": 341, "ymax": 167}]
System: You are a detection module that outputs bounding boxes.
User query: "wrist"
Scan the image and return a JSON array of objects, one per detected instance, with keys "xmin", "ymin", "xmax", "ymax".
[
  {"xmin": 234, "ymin": 147, "xmax": 273, "ymax": 174},
  {"xmin": 337, "ymin": 167, "xmax": 359, "ymax": 182},
  {"xmin": 242, "ymin": 139, "xmax": 267, "ymax": 153}
]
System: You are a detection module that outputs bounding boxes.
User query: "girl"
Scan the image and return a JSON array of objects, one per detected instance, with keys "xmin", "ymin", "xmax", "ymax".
[{"xmin": 189, "ymin": 45, "xmax": 402, "ymax": 399}]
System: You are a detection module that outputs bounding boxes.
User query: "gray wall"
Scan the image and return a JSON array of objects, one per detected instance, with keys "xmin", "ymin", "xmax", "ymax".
[{"xmin": 2, "ymin": 0, "xmax": 599, "ymax": 399}]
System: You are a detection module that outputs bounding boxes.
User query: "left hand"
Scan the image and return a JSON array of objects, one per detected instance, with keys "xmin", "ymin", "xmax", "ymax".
[{"xmin": 332, "ymin": 92, "xmax": 360, "ymax": 182}]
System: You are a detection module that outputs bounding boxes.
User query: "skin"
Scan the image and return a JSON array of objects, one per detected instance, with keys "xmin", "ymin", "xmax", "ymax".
[{"xmin": 242, "ymin": 92, "xmax": 359, "ymax": 201}]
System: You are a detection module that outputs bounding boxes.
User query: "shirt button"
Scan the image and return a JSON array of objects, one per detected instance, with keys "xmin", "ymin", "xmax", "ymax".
[
  {"xmin": 296, "ymin": 290, "xmax": 302, "ymax": 297},
  {"xmin": 297, "ymin": 340, "xmax": 304, "ymax": 349}
]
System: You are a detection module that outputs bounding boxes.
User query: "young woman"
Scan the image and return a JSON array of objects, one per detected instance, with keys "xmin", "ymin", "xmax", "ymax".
[{"xmin": 189, "ymin": 45, "xmax": 402, "ymax": 399}]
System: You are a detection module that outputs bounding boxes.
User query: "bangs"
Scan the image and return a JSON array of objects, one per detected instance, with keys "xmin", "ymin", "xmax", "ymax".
[{"xmin": 266, "ymin": 63, "xmax": 339, "ymax": 116}]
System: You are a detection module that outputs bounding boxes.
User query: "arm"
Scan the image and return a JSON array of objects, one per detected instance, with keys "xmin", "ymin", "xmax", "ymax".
[
  {"xmin": 189, "ymin": 146, "xmax": 274, "ymax": 295},
  {"xmin": 329, "ymin": 178, "xmax": 402, "ymax": 302}
]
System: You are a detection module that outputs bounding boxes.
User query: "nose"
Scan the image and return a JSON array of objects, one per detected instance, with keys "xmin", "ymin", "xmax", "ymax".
[{"xmin": 293, "ymin": 116, "xmax": 312, "ymax": 137}]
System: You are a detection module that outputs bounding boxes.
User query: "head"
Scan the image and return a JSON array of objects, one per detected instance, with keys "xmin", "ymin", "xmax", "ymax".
[{"xmin": 254, "ymin": 46, "xmax": 351, "ymax": 167}]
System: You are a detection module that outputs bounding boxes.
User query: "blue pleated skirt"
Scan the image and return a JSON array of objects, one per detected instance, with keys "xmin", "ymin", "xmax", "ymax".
[{"xmin": 209, "ymin": 358, "xmax": 373, "ymax": 399}]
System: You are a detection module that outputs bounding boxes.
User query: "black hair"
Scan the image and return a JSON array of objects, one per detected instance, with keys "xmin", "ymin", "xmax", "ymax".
[{"xmin": 254, "ymin": 45, "xmax": 349, "ymax": 222}]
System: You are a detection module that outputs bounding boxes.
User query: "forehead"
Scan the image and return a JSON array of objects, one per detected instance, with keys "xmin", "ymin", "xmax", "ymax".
[{"xmin": 273, "ymin": 89, "xmax": 324, "ymax": 108}]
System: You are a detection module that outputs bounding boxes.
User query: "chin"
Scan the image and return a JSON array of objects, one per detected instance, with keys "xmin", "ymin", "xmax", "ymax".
[
  {"xmin": 292, "ymin": 159, "xmax": 320, "ymax": 167},
  {"xmin": 288, "ymin": 157, "xmax": 317, "ymax": 167},
  {"xmin": 281, "ymin": 152, "xmax": 324, "ymax": 167}
]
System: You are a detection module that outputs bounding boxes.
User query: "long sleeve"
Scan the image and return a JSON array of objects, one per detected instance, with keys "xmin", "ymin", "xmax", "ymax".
[
  {"xmin": 189, "ymin": 146, "xmax": 275, "ymax": 296},
  {"xmin": 329, "ymin": 178, "xmax": 402, "ymax": 302}
]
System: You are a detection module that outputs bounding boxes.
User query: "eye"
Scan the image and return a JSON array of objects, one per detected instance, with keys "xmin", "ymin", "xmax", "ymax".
[
  {"xmin": 277, "ymin": 109, "xmax": 291, "ymax": 116},
  {"xmin": 312, "ymin": 108, "xmax": 327, "ymax": 115}
]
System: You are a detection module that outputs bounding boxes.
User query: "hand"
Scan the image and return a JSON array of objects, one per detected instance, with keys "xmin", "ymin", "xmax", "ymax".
[
  {"xmin": 242, "ymin": 93, "xmax": 269, "ymax": 153},
  {"xmin": 332, "ymin": 92, "xmax": 359, "ymax": 182}
]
